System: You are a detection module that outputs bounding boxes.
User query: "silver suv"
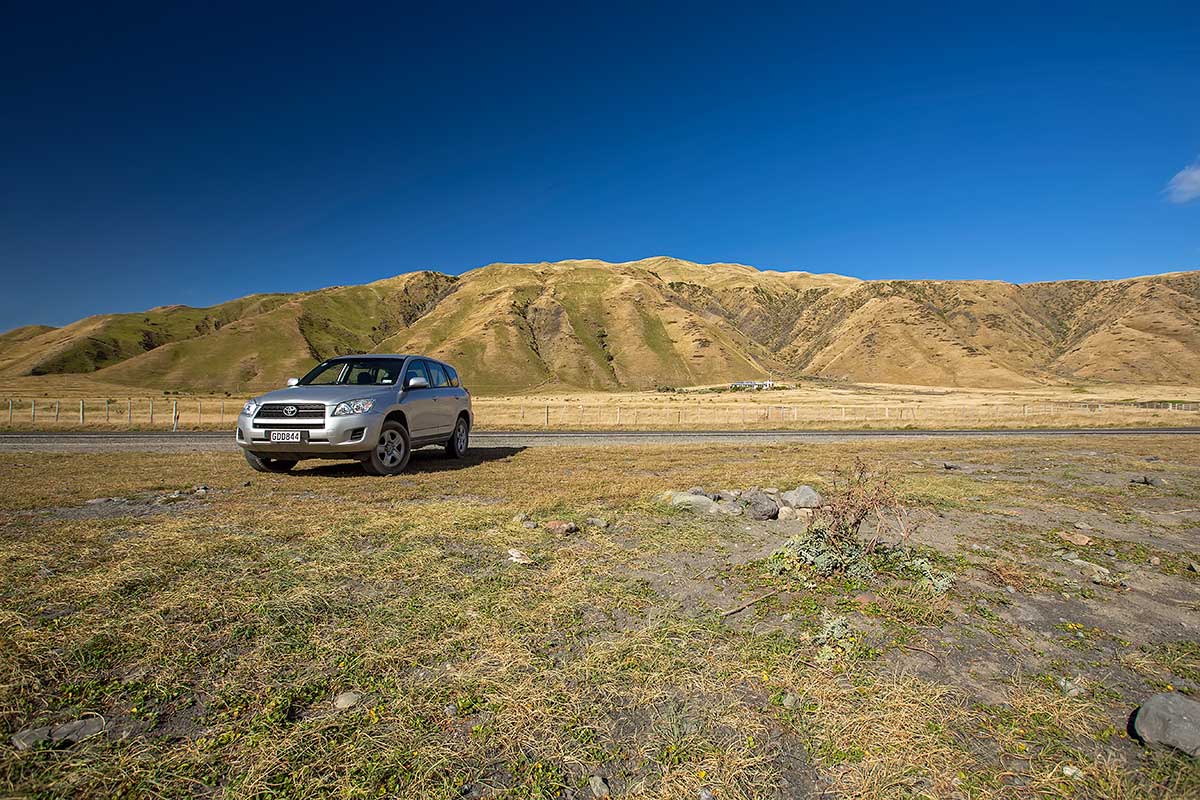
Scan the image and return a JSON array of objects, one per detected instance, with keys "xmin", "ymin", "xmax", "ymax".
[{"xmin": 236, "ymin": 354, "xmax": 472, "ymax": 476}]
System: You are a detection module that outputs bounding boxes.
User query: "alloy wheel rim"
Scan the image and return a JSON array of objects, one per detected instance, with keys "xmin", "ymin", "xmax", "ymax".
[
  {"xmin": 456, "ymin": 423, "xmax": 467, "ymax": 451},
  {"xmin": 378, "ymin": 429, "xmax": 405, "ymax": 467}
]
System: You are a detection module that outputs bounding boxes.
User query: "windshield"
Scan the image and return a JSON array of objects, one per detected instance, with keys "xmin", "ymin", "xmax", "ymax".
[{"xmin": 298, "ymin": 358, "xmax": 404, "ymax": 386}]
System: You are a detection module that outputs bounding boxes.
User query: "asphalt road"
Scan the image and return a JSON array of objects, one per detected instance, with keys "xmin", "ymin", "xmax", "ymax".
[{"xmin": 0, "ymin": 428, "xmax": 1196, "ymax": 453}]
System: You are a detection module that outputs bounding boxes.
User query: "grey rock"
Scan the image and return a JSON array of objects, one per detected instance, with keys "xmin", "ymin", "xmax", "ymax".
[
  {"xmin": 333, "ymin": 691, "xmax": 361, "ymax": 710},
  {"xmin": 686, "ymin": 486, "xmax": 711, "ymax": 497},
  {"xmin": 588, "ymin": 775, "xmax": 611, "ymax": 798},
  {"xmin": 672, "ymin": 493, "xmax": 719, "ymax": 514},
  {"xmin": 699, "ymin": 789, "xmax": 716, "ymax": 800},
  {"xmin": 10, "ymin": 725, "xmax": 51, "ymax": 750},
  {"xmin": 521, "ymin": 520, "xmax": 538, "ymax": 529},
  {"xmin": 1150, "ymin": 555, "xmax": 1162, "ymax": 566},
  {"xmin": 763, "ymin": 487, "xmax": 779, "ymax": 495},
  {"xmin": 715, "ymin": 500, "xmax": 743, "ymax": 516},
  {"xmin": 543, "ymin": 520, "xmax": 579, "ymax": 535},
  {"xmin": 777, "ymin": 506, "xmax": 799, "ymax": 521},
  {"xmin": 1131, "ymin": 475, "xmax": 1167, "ymax": 487},
  {"xmin": 49, "ymin": 716, "xmax": 104, "ymax": 745},
  {"xmin": 715, "ymin": 490, "xmax": 739, "ymax": 502},
  {"xmin": 1060, "ymin": 551, "xmax": 1079, "ymax": 562},
  {"xmin": 781, "ymin": 692, "xmax": 800, "ymax": 709},
  {"xmin": 1070, "ymin": 559, "xmax": 1108, "ymax": 575},
  {"xmin": 585, "ymin": 517, "xmax": 609, "ymax": 529},
  {"xmin": 1133, "ymin": 693, "xmax": 1200, "ymax": 756},
  {"xmin": 1073, "ymin": 522, "xmax": 1092, "ymax": 531},
  {"xmin": 1106, "ymin": 549, "xmax": 1118, "ymax": 557},
  {"xmin": 943, "ymin": 462, "xmax": 961, "ymax": 470},
  {"xmin": 742, "ymin": 489, "xmax": 779, "ymax": 520},
  {"xmin": 84, "ymin": 498, "xmax": 109, "ymax": 506},
  {"xmin": 780, "ymin": 486, "xmax": 823, "ymax": 509},
  {"xmin": 512, "ymin": 512, "xmax": 529, "ymax": 523}
]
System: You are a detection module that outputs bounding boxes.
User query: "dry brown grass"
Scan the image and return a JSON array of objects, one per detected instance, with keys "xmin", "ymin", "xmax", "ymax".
[
  {"xmin": 1, "ymin": 437, "xmax": 1198, "ymax": 797},
  {"xmin": 2, "ymin": 377, "xmax": 1199, "ymax": 432}
]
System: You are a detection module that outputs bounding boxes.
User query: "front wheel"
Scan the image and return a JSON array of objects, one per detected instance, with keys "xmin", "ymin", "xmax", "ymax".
[
  {"xmin": 364, "ymin": 420, "xmax": 411, "ymax": 476},
  {"xmin": 445, "ymin": 416, "xmax": 469, "ymax": 458},
  {"xmin": 243, "ymin": 450, "xmax": 297, "ymax": 473}
]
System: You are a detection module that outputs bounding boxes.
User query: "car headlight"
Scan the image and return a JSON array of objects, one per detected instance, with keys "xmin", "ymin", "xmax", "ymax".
[
  {"xmin": 243, "ymin": 400, "xmax": 258, "ymax": 415},
  {"xmin": 332, "ymin": 398, "xmax": 375, "ymax": 416}
]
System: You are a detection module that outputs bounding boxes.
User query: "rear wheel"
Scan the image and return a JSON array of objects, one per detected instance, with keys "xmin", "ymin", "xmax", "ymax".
[
  {"xmin": 445, "ymin": 416, "xmax": 469, "ymax": 458},
  {"xmin": 364, "ymin": 420, "xmax": 411, "ymax": 476},
  {"xmin": 243, "ymin": 450, "xmax": 297, "ymax": 473}
]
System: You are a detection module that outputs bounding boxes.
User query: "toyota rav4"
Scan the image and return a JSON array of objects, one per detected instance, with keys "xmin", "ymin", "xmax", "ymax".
[{"xmin": 236, "ymin": 354, "xmax": 472, "ymax": 476}]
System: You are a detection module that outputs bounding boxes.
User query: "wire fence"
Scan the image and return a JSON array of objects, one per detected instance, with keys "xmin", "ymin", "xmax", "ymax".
[{"xmin": 1, "ymin": 396, "xmax": 1197, "ymax": 431}]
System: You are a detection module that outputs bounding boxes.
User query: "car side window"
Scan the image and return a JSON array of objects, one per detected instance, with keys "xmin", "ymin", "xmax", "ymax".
[
  {"xmin": 403, "ymin": 360, "xmax": 431, "ymax": 388},
  {"xmin": 426, "ymin": 361, "xmax": 451, "ymax": 388},
  {"xmin": 444, "ymin": 365, "xmax": 460, "ymax": 387}
]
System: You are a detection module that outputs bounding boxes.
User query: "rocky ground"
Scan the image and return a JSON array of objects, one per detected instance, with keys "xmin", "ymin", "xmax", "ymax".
[{"xmin": 0, "ymin": 437, "xmax": 1198, "ymax": 798}]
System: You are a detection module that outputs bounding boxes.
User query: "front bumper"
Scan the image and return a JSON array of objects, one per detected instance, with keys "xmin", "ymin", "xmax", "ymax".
[{"xmin": 235, "ymin": 410, "xmax": 383, "ymax": 458}]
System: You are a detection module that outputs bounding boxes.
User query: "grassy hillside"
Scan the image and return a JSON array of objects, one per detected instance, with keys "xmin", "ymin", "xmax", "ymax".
[{"xmin": 2, "ymin": 258, "xmax": 1198, "ymax": 393}]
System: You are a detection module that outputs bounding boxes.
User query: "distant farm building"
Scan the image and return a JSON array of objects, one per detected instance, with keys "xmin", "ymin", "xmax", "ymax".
[{"xmin": 730, "ymin": 380, "xmax": 775, "ymax": 390}]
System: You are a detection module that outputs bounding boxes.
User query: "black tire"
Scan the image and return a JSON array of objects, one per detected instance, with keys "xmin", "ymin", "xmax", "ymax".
[
  {"xmin": 243, "ymin": 450, "xmax": 297, "ymax": 473},
  {"xmin": 445, "ymin": 415, "xmax": 469, "ymax": 458},
  {"xmin": 364, "ymin": 420, "xmax": 411, "ymax": 476}
]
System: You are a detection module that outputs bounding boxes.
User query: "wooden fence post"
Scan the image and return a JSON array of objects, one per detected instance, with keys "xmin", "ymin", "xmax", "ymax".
[
  {"xmin": 31, "ymin": 399, "xmax": 35, "ymax": 423},
  {"xmin": 172, "ymin": 401, "xmax": 179, "ymax": 432},
  {"xmin": 55, "ymin": 401, "xmax": 60, "ymax": 422},
  {"xmin": 220, "ymin": 400, "xmax": 225, "ymax": 425},
  {"xmin": 149, "ymin": 399, "xmax": 154, "ymax": 426},
  {"xmin": 79, "ymin": 400, "xmax": 84, "ymax": 424},
  {"xmin": 198, "ymin": 400, "xmax": 202, "ymax": 427},
  {"xmin": 105, "ymin": 399, "xmax": 110, "ymax": 421},
  {"xmin": 128, "ymin": 399, "xmax": 133, "ymax": 426},
  {"xmin": 7, "ymin": 399, "xmax": 11, "ymax": 425},
  {"xmin": 616, "ymin": 406, "xmax": 621, "ymax": 426},
  {"xmin": 544, "ymin": 405, "xmax": 550, "ymax": 428}
]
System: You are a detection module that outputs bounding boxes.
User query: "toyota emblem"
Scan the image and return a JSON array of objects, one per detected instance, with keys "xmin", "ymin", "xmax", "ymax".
[{"xmin": 283, "ymin": 405, "xmax": 298, "ymax": 417}]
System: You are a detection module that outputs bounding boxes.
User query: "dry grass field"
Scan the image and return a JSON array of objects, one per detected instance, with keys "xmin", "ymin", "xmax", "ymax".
[
  {"xmin": 2, "ymin": 436, "xmax": 1199, "ymax": 797},
  {"xmin": 1, "ymin": 377, "xmax": 1198, "ymax": 432}
]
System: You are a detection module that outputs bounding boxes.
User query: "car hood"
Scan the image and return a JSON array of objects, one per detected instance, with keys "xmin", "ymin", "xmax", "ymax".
[{"xmin": 252, "ymin": 385, "xmax": 399, "ymax": 406}]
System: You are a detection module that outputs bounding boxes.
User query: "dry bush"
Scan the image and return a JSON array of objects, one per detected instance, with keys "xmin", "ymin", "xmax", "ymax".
[{"xmin": 818, "ymin": 457, "xmax": 914, "ymax": 552}]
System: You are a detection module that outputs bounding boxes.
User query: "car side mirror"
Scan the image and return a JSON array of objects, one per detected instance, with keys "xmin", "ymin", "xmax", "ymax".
[
  {"xmin": 286, "ymin": 377, "xmax": 299, "ymax": 387},
  {"xmin": 404, "ymin": 376, "xmax": 430, "ymax": 390}
]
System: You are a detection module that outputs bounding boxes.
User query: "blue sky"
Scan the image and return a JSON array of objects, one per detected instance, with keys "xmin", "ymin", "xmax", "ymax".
[{"xmin": 2, "ymin": 2, "xmax": 1198, "ymax": 329}]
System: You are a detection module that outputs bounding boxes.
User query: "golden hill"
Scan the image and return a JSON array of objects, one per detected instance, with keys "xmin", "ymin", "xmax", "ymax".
[{"xmin": 2, "ymin": 257, "xmax": 1198, "ymax": 393}]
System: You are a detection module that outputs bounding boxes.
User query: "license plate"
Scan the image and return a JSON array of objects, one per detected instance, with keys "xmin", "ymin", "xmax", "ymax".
[{"xmin": 269, "ymin": 430, "xmax": 304, "ymax": 443}]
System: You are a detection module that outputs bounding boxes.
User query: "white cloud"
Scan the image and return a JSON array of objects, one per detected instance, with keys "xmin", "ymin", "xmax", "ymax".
[{"xmin": 1165, "ymin": 158, "xmax": 1200, "ymax": 204}]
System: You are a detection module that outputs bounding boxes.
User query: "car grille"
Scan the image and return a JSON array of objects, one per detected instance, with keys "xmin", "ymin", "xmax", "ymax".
[
  {"xmin": 255, "ymin": 402, "xmax": 326, "ymax": 420},
  {"xmin": 250, "ymin": 421, "xmax": 324, "ymax": 430}
]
